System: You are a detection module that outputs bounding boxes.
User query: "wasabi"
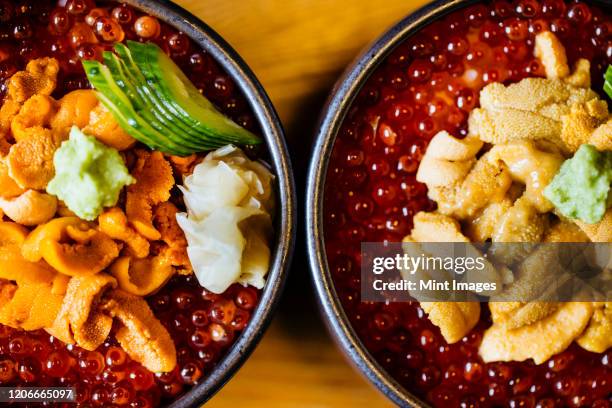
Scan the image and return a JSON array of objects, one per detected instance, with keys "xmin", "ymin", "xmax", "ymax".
[
  {"xmin": 47, "ymin": 126, "xmax": 135, "ymax": 221},
  {"xmin": 544, "ymin": 144, "xmax": 612, "ymax": 224}
]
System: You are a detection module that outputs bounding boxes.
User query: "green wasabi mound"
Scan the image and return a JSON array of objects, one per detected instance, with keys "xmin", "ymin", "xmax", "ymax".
[
  {"xmin": 544, "ymin": 144, "xmax": 612, "ymax": 224},
  {"xmin": 47, "ymin": 126, "xmax": 135, "ymax": 221}
]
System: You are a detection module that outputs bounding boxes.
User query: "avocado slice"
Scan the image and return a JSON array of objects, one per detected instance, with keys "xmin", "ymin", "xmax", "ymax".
[
  {"xmin": 127, "ymin": 40, "xmax": 262, "ymax": 146},
  {"xmin": 82, "ymin": 60, "xmax": 192, "ymax": 156},
  {"xmin": 102, "ymin": 51, "xmax": 206, "ymax": 151},
  {"xmin": 112, "ymin": 44, "xmax": 219, "ymax": 149}
]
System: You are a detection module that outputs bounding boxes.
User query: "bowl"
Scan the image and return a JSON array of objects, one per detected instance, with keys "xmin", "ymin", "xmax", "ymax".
[
  {"xmin": 124, "ymin": 2, "xmax": 298, "ymax": 406},
  {"xmin": 306, "ymin": 0, "xmax": 611, "ymax": 406},
  {"xmin": 1, "ymin": 0, "xmax": 296, "ymax": 406}
]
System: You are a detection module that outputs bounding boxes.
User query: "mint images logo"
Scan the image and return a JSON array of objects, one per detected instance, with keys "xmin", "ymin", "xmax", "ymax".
[{"xmin": 361, "ymin": 242, "xmax": 611, "ymax": 303}]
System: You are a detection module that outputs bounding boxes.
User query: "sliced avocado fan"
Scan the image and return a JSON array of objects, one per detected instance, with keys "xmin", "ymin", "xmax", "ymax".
[{"xmin": 82, "ymin": 41, "xmax": 261, "ymax": 156}]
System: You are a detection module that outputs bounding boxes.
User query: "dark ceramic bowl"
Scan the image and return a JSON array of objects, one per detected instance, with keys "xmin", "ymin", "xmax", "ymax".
[
  {"xmin": 306, "ymin": 0, "xmax": 609, "ymax": 407},
  {"xmin": 119, "ymin": 1, "xmax": 296, "ymax": 407}
]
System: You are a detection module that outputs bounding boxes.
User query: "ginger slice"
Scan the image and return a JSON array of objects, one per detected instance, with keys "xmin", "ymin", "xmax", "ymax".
[
  {"xmin": 126, "ymin": 150, "xmax": 175, "ymax": 240},
  {"xmin": 421, "ymin": 302, "xmax": 480, "ymax": 344},
  {"xmin": 47, "ymin": 274, "xmax": 117, "ymax": 351},
  {"xmin": 577, "ymin": 302, "xmax": 612, "ymax": 353},
  {"xmin": 7, "ymin": 131, "xmax": 58, "ymax": 189},
  {"xmin": 480, "ymin": 302, "xmax": 593, "ymax": 364},
  {"xmin": 103, "ymin": 290, "xmax": 176, "ymax": 372}
]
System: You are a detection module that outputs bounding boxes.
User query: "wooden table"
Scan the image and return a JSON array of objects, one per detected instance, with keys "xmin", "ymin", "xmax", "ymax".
[{"xmin": 172, "ymin": 1, "xmax": 429, "ymax": 406}]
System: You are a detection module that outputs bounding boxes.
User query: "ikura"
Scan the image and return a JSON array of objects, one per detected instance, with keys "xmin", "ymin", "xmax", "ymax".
[
  {"xmin": 0, "ymin": 0, "xmax": 258, "ymax": 137},
  {"xmin": 0, "ymin": 276, "xmax": 259, "ymax": 407},
  {"xmin": 324, "ymin": 0, "xmax": 612, "ymax": 407},
  {"xmin": 0, "ymin": 1, "xmax": 261, "ymax": 407}
]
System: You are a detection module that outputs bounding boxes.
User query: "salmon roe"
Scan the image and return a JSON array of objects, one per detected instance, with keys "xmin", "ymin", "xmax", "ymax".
[
  {"xmin": 0, "ymin": 1, "xmax": 261, "ymax": 407},
  {"xmin": 0, "ymin": 0, "xmax": 258, "ymax": 134},
  {"xmin": 324, "ymin": 1, "xmax": 612, "ymax": 407},
  {"xmin": 0, "ymin": 277, "xmax": 259, "ymax": 407}
]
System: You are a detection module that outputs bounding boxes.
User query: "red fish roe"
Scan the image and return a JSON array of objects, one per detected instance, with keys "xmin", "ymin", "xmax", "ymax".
[
  {"xmin": 0, "ymin": 0, "xmax": 259, "ymax": 136},
  {"xmin": 0, "ymin": 1, "xmax": 262, "ymax": 407},
  {"xmin": 0, "ymin": 276, "xmax": 259, "ymax": 407},
  {"xmin": 324, "ymin": 1, "xmax": 612, "ymax": 407}
]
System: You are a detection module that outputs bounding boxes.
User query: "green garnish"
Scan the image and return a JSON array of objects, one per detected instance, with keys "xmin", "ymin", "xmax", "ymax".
[
  {"xmin": 544, "ymin": 144, "xmax": 612, "ymax": 224},
  {"xmin": 605, "ymin": 65, "xmax": 612, "ymax": 100},
  {"xmin": 47, "ymin": 127, "xmax": 135, "ymax": 221},
  {"xmin": 82, "ymin": 41, "xmax": 261, "ymax": 156}
]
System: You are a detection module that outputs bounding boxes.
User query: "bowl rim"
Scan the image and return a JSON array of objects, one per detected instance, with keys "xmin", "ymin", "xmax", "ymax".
[
  {"xmin": 121, "ymin": 1, "xmax": 296, "ymax": 407},
  {"xmin": 306, "ymin": 0, "xmax": 610, "ymax": 406}
]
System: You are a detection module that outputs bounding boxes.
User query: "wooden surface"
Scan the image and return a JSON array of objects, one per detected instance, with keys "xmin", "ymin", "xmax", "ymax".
[{"xmin": 172, "ymin": 1, "xmax": 429, "ymax": 406}]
